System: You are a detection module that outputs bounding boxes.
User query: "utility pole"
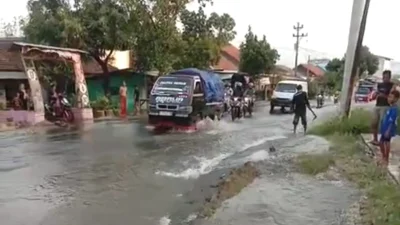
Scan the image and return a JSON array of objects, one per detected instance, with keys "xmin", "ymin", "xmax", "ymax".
[
  {"xmin": 293, "ymin": 22, "xmax": 308, "ymax": 77},
  {"xmin": 339, "ymin": 0, "xmax": 370, "ymax": 116}
]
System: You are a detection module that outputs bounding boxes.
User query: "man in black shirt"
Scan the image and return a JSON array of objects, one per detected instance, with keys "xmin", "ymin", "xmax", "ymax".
[
  {"xmin": 371, "ymin": 70, "xmax": 395, "ymax": 145},
  {"xmin": 292, "ymin": 85, "xmax": 317, "ymax": 134}
]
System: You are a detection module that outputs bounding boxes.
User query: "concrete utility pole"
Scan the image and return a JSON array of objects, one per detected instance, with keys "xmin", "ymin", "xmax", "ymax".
[
  {"xmin": 293, "ymin": 22, "xmax": 308, "ymax": 77},
  {"xmin": 339, "ymin": 0, "xmax": 370, "ymax": 116}
]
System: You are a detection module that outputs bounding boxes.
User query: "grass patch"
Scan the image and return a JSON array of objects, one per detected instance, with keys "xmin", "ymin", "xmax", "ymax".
[
  {"xmin": 308, "ymin": 108, "xmax": 372, "ymax": 136},
  {"xmin": 296, "ymin": 153, "xmax": 335, "ymax": 175},
  {"xmin": 297, "ymin": 131, "xmax": 400, "ymax": 224}
]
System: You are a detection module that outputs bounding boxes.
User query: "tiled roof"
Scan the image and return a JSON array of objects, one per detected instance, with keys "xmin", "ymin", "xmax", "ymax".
[
  {"xmin": 0, "ymin": 42, "xmax": 117, "ymax": 74},
  {"xmin": 214, "ymin": 44, "xmax": 240, "ymax": 71},
  {"xmin": 0, "ymin": 49, "xmax": 24, "ymax": 71},
  {"xmin": 298, "ymin": 63, "xmax": 325, "ymax": 77}
]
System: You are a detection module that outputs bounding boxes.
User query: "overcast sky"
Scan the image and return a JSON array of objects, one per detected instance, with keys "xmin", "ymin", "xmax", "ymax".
[{"xmin": 2, "ymin": 0, "xmax": 400, "ymax": 67}]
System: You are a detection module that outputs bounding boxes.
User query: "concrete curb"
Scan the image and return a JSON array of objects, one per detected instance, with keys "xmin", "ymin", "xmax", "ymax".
[{"xmin": 358, "ymin": 134, "xmax": 399, "ymax": 185}]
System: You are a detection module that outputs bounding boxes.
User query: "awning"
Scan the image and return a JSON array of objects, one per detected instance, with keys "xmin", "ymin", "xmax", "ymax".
[
  {"xmin": 0, "ymin": 72, "xmax": 27, "ymax": 79},
  {"xmin": 260, "ymin": 77, "xmax": 270, "ymax": 85}
]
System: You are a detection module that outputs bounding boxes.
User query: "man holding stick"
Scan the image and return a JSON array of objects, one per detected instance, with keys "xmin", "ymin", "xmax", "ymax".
[{"xmin": 292, "ymin": 84, "xmax": 317, "ymax": 134}]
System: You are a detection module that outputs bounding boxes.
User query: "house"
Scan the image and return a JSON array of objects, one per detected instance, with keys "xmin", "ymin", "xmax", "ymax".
[
  {"xmin": 271, "ymin": 65, "xmax": 294, "ymax": 76},
  {"xmin": 295, "ymin": 63, "xmax": 325, "ymax": 80},
  {"xmin": 309, "ymin": 58, "xmax": 330, "ymax": 71},
  {"xmin": 372, "ymin": 55, "xmax": 392, "ymax": 77},
  {"xmin": 212, "ymin": 44, "xmax": 240, "ymax": 71},
  {"xmin": 0, "ymin": 37, "xmax": 118, "ymax": 108}
]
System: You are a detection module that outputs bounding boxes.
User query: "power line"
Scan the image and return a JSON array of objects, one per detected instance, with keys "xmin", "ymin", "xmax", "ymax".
[{"xmin": 293, "ymin": 22, "xmax": 308, "ymax": 77}]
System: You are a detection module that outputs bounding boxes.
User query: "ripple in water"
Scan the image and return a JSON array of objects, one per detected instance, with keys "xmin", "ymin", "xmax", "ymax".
[
  {"xmin": 201, "ymin": 174, "xmax": 359, "ymax": 225},
  {"xmin": 155, "ymin": 135, "xmax": 287, "ymax": 179}
]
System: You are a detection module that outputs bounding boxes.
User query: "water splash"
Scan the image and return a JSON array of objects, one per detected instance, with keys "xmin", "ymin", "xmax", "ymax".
[{"xmin": 159, "ymin": 216, "xmax": 171, "ymax": 225}]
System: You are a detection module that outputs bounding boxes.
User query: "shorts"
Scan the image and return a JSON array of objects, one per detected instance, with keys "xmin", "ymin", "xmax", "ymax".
[
  {"xmin": 293, "ymin": 110, "xmax": 307, "ymax": 126},
  {"xmin": 373, "ymin": 106, "xmax": 389, "ymax": 124},
  {"xmin": 380, "ymin": 135, "xmax": 392, "ymax": 143}
]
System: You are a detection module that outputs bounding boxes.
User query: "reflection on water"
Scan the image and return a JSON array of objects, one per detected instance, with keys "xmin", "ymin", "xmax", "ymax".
[{"xmin": 0, "ymin": 104, "xmax": 354, "ymax": 225}]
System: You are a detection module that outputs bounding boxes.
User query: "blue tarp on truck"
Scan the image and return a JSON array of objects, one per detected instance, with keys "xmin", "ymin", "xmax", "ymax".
[{"xmin": 170, "ymin": 68, "xmax": 224, "ymax": 103}]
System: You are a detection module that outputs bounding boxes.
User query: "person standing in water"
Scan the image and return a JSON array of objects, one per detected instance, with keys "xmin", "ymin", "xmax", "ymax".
[
  {"xmin": 292, "ymin": 85, "xmax": 317, "ymax": 134},
  {"xmin": 119, "ymin": 81, "xmax": 127, "ymax": 117}
]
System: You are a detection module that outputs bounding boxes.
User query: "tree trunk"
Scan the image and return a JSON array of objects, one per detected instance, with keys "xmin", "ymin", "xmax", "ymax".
[
  {"xmin": 92, "ymin": 55, "xmax": 110, "ymax": 97},
  {"xmin": 100, "ymin": 62, "xmax": 110, "ymax": 97}
]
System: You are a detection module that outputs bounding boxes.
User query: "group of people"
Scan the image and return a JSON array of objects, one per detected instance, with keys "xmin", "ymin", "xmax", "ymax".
[
  {"xmin": 370, "ymin": 70, "xmax": 400, "ymax": 166},
  {"xmin": 119, "ymin": 81, "xmax": 141, "ymax": 117}
]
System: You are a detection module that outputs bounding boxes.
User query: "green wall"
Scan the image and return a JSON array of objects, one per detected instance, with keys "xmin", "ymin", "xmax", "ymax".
[{"xmin": 86, "ymin": 72, "xmax": 145, "ymax": 113}]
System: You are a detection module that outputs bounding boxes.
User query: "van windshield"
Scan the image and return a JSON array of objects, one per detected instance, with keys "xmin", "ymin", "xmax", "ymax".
[
  {"xmin": 152, "ymin": 77, "xmax": 192, "ymax": 94},
  {"xmin": 275, "ymin": 83, "xmax": 298, "ymax": 93}
]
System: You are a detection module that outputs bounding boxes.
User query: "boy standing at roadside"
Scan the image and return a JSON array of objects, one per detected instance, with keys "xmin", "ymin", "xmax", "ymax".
[{"xmin": 380, "ymin": 90, "xmax": 400, "ymax": 166}]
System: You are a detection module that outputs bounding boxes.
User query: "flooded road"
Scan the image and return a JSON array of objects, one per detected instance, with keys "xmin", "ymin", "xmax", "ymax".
[{"xmin": 0, "ymin": 102, "xmax": 359, "ymax": 225}]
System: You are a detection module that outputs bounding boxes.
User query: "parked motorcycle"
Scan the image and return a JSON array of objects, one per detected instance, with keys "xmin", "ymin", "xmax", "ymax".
[
  {"xmin": 230, "ymin": 97, "xmax": 242, "ymax": 121},
  {"xmin": 45, "ymin": 93, "xmax": 74, "ymax": 126},
  {"xmin": 243, "ymin": 96, "xmax": 253, "ymax": 117},
  {"xmin": 316, "ymin": 94, "xmax": 324, "ymax": 108}
]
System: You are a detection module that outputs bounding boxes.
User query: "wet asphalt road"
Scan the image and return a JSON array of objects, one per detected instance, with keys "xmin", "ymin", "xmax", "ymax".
[{"xmin": 0, "ymin": 101, "xmax": 362, "ymax": 225}]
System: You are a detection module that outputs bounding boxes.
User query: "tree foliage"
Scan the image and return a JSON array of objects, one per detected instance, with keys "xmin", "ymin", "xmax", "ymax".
[
  {"xmin": 323, "ymin": 45, "xmax": 379, "ymax": 91},
  {"xmin": 22, "ymin": 0, "xmax": 132, "ymax": 91},
  {"xmin": 175, "ymin": 7, "xmax": 236, "ymax": 69},
  {"xmin": 326, "ymin": 46, "xmax": 379, "ymax": 76},
  {"xmin": 239, "ymin": 26, "xmax": 279, "ymax": 76},
  {"xmin": 22, "ymin": 0, "xmax": 235, "ymax": 82},
  {"xmin": 0, "ymin": 17, "xmax": 24, "ymax": 37}
]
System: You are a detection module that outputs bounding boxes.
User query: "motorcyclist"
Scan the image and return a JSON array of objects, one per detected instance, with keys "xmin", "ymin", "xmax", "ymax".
[
  {"xmin": 244, "ymin": 82, "xmax": 255, "ymax": 106},
  {"xmin": 225, "ymin": 83, "xmax": 233, "ymax": 96},
  {"xmin": 224, "ymin": 83, "xmax": 233, "ymax": 112},
  {"xmin": 232, "ymin": 82, "xmax": 244, "ymax": 97}
]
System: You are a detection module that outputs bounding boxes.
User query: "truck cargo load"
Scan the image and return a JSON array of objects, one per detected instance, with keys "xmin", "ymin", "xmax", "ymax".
[{"xmin": 170, "ymin": 68, "xmax": 224, "ymax": 103}]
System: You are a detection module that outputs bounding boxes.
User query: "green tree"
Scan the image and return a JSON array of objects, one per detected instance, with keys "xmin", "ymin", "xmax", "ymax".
[
  {"xmin": 0, "ymin": 16, "xmax": 24, "ymax": 37},
  {"xmin": 326, "ymin": 46, "xmax": 379, "ymax": 76},
  {"xmin": 239, "ymin": 26, "xmax": 279, "ymax": 77},
  {"xmin": 175, "ymin": 7, "xmax": 236, "ymax": 69},
  {"xmin": 326, "ymin": 58, "xmax": 344, "ymax": 73},
  {"xmin": 125, "ymin": 0, "xmax": 215, "ymax": 74},
  {"xmin": 22, "ymin": 0, "xmax": 132, "ymax": 91}
]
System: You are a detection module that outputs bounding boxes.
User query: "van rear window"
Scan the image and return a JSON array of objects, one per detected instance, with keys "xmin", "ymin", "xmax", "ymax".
[{"xmin": 275, "ymin": 83, "xmax": 298, "ymax": 93}]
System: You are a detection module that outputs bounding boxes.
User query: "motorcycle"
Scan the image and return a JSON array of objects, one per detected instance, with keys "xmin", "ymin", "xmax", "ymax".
[
  {"xmin": 243, "ymin": 96, "xmax": 253, "ymax": 117},
  {"xmin": 45, "ymin": 93, "xmax": 74, "ymax": 126},
  {"xmin": 230, "ymin": 96, "xmax": 242, "ymax": 121},
  {"xmin": 316, "ymin": 94, "xmax": 324, "ymax": 108}
]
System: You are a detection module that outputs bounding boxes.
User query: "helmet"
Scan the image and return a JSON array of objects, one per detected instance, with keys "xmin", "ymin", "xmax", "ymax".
[
  {"xmin": 249, "ymin": 82, "xmax": 254, "ymax": 88},
  {"xmin": 235, "ymin": 82, "xmax": 243, "ymax": 87}
]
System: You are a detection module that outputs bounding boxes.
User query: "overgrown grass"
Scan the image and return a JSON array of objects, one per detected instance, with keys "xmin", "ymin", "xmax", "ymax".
[
  {"xmin": 308, "ymin": 108, "xmax": 372, "ymax": 136},
  {"xmin": 296, "ymin": 153, "xmax": 335, "ymax": 175},
  {"xmin": 297, "ymin": 109, "xmax": 400, "ymax": 224}
]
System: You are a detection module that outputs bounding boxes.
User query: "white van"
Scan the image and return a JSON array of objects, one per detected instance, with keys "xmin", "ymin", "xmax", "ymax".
[{"xmin": 270, "ymin": 80, "xmax": 308, "ymax": 113}]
